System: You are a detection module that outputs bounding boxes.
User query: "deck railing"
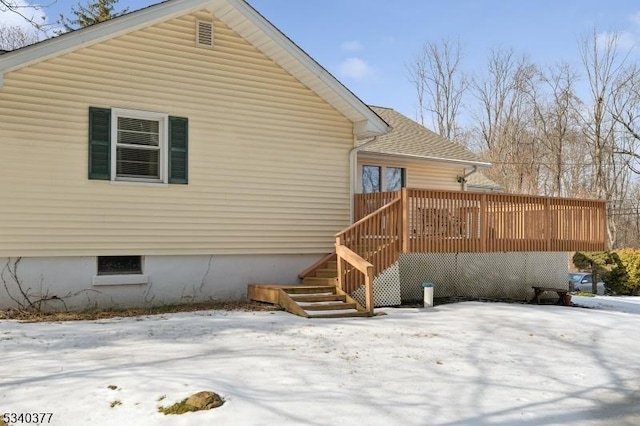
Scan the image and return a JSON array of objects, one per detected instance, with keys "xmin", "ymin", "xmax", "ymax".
[
  {"xmin": 355, "ymin": 188, "xmax": 606, "ymax": 253},
  {"xmin": 336, "ymin": 198, "xmax": 403, "ymax": 313},
  {"xmin": 339, "ymin": 188, "xmax": 606, "ymax": 311}
]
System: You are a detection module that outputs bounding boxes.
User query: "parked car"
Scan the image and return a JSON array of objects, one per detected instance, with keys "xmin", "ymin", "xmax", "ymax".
[{"xmin": 569, "ymin": 273, "xmax": 605, "ymax": 295}]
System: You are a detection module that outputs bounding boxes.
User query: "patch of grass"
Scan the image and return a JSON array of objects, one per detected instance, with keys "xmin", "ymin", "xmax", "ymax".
[
  {"xmin": 157, "ymin": 395, "xmax": 166, "ymax": 402},
  {"xmin": 107, "ymin": 385, "xmax": 118, "ymax": 390},
  {"xmin": 0, "ymin": 301, "xmax": 280, "ymax": 322},
  {"xmin": 158, "ymin": 398, "xmax": 200, "ymax": 415},
  {"xmin": 110, "ymin": 400, "xmax": 122, "ymax": 408}
]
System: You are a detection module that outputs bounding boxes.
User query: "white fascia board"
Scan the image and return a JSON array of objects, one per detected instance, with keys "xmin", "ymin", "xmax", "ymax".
[
  {"xmin": 0, "ymin": 0, "xmax": 211, "ymax": 79},
  {"xmin": 354, "ymin": 119, "xmax": 390, "ymax": 139},
  {"xmin": 0, "ymin": 0, "xmax": 390, "ymax": 138},
  {"xmin": 358, "ymin": 151, "xmax": 493, "ymax": 168},
  {"xmin": 226, "ymin": 0, "xmax": 389, "ymax": 137}
]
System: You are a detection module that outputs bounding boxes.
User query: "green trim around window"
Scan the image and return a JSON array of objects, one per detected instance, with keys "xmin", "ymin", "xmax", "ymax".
[
  {"xmin": 169, "ymin": 116, "xmax": 188, "ymax": 184},
  {"xmin": 88, "ymin": 108, "xmax": 189, "ymax": 184},
  {"xmin": 88, "ymin": 107, "xmax": 111, "ymax": 180}
]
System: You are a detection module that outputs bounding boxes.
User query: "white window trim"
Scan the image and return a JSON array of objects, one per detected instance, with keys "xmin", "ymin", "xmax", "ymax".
[
  {"xmin": 111, "ymin": 108, "xmax": 169, "ymax": 184},
  {"xmin": 93, "ymin": 274, "xmax": 149, "ymax": 286}
]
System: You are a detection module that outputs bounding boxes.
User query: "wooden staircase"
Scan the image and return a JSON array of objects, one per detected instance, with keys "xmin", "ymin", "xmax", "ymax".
[
  {"xmin": 248, "ymin": 253, "xmax": 372, "ymax": 318},
  {"xmin": 247, "ymin": 284, "xmax": 370, "ymax": 318},
  {"xmin": 300, "ymin": 256, "xmax": 339, "ymax": 286}
]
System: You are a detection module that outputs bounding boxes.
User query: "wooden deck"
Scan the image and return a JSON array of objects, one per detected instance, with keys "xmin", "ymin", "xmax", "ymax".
[
  {"xmin": 334, "ymin": 188, "xmax": 606, "ymax": 314},
  {"xmin": 353, "ymin": 188, "xmax": 606, "ymax": 253}
]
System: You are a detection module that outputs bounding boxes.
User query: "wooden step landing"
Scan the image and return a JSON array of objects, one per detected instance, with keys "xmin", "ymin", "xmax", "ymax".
[{"xmin": 247, "ymin": 284, "xmax": 371, "ymax": 318}]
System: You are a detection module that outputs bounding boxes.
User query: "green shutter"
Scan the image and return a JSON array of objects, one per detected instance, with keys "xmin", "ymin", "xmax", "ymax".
[
  {"xmin": 169, "ymin": 116, "xmax": 188, "ymax": 184},
  {"xmin": 88, "ymin": 107, "xmax": 111, "ymax": 180}
]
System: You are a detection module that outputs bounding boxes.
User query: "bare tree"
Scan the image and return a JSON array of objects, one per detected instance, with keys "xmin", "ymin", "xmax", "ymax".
[
  {"xmin": 528, "ymin": 63, "xmax": 583, "ymax": 196},
  {"xmin": 578, "ymin": 28, "xmax": 632, "ymax": 250},
  {"xmin": 0, "ymin": 23, "xmax": 39, "ymax": 50},
  {"xmin": 0, "ymin": 0, "xmax": 49, "ymax": 29},
  {"xmin": 472, "ymin": 48, "xmax": 540, "ymax": 194},
  {"xmin": 407, "ymin": 38, "xmax": 468, "ymax": 140},
  {"xmin": 611, "ymin": 65, "xmax": 640, "ymax": 172}
]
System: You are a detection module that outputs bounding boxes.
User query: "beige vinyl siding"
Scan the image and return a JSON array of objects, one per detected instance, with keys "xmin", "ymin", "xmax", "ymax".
[
  {"xmin": 357, "ymin": 156, "xmax": 466, "ymax": 192},
  {"xmin": 0, "ymin": 11, "xmax": 353, "ymax": 257}
]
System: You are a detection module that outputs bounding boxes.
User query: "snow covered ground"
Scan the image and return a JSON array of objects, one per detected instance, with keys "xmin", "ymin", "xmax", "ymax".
[{"xmin": 1, "ymin": 299, "xmax": 639, "ymax": 426}]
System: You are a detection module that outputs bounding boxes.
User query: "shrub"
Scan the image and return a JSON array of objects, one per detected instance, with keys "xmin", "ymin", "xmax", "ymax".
[
  {"xmin": 615, "ymin": 248, "xmax": 640, "ymax": 295},
  {"xmin": 572, "ymin": 251, "xmax": 627, "ymax": 294}
]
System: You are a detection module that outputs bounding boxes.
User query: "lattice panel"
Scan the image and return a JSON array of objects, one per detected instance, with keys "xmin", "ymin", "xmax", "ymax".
[
  {"xmin": 351, "ymin": 261, "xmax": 402, "ymax": 307},
  {"xmin": 398, "ymin": 252, "xmax": 569, "ymax": 303}
]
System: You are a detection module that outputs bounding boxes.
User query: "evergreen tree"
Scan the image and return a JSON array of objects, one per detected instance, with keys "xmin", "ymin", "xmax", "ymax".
[{"xmin": 58, "ymin": 0, "xmax": 129, "ymax": 32}]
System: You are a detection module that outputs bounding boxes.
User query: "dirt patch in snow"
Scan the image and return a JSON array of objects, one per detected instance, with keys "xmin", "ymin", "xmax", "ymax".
[{"xmin": 0, "ymin": 300, "xmax": 280, "ymax": 322}]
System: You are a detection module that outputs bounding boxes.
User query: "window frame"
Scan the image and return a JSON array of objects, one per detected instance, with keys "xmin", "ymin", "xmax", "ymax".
[
  {"xmin": 97, "ymin": 255, "xmax": 143, "ymax": 276},
  {"xmin": 361, "ymin": 165, "xmax": 382, "ymax": 193},
  {"xmin": 360, "ymin": 164, "xmax": 406, "ymax": 193},
  {"xmin": 385, "ymin": 166, "xmax": 405, "ymax": 192},
  {"xmin": 111, "ymin": 108, "xmax": 169, "ymax": 184}
]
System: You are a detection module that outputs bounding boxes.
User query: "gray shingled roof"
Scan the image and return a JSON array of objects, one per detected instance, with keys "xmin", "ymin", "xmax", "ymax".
[
  {"xmin": 361, "ymin": 106, "xmax": 490, "ymax": 166},
  {"xmin": 466, "ymin": 172, "xmax": 503, "ymax": 191}
]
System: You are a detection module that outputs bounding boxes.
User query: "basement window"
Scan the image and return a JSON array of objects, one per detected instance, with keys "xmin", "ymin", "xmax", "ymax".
[{"xmin": 97, "ymin": 256, "xmax": 143, "ymax": 276}]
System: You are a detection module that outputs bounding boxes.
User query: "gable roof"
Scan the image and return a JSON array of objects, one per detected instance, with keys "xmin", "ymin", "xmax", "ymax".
[
  {"xmin": 466, "ymin": 172, "xmax": 503, "ymax": 191},
  {"xmin": 0, "ymin": 0, "xmax": 388, "ymax": 139},
  {"xmin": 361, "ymin": 106, "xmax": 491, "ymax": 167}
]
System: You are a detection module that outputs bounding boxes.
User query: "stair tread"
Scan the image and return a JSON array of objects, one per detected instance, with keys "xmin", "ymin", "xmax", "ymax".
[
  {"xmin": 315, "ymin": 269, "xmax": 338, "ymax": 278},
  {"xmin": 308, "ymin": 311, "xmax": 371, "ymax": 319},
  {"xmin": 290, "ymin": 294, "xmax": 346, "ymax": 302},
  {"xmin": 302, "ymin": 277, "xmax": 338, "ymax": 282},
  {"xmin": 303, "ymin": 302, "xmax": 358, "ymax": 311},
  {"xmin": 283, "ymin": 286, "xmax": 337, "ymax": 295}
]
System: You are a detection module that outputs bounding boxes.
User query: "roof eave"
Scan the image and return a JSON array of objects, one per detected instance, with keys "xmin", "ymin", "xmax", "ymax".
[
  {"xmin": 354, "ymin": 119, "xmax": 391, "ymax": 139},
  {"xmin": 359, "ymin": 150, "xmax": 492, "ymax": 168},
  {"xmin": 224, "ymin": 0, "xmax": 389, "ymax": 137},
  {"xmin": 0, "ymin": 0, "xmax": 212, "ymax": 84},
  {"xmin": 467, "ymin": 184, "xmax": 504, "ymax": 191},
  {"xmin": 0, "ymin": 0, "xmax": 388, "ymax": 136}
]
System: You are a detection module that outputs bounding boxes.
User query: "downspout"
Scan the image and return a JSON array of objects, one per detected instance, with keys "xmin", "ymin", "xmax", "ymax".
[
  {"xmin": 459, "ymin": 166, "xmax": 478, "ymax": 191},
  {"xmin": 349, "ymin": 136, "xmax": 378, "ymax": 222}
]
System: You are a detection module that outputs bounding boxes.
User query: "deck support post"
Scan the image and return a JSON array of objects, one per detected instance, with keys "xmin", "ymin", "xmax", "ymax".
[
  {"xmin": 480, "ymin": 193, "xmax": 488, "ymax": 253},
  {"xmin": 401, "ymin": 187, "xmax": 409, "ymax": 253},
  {"xmin": 544, "ymin": 197, "xmax": 551, "ymax": 251},
  {"xmin": 335, "ymin": 236, "xmax": 344, "ymax": 292}
]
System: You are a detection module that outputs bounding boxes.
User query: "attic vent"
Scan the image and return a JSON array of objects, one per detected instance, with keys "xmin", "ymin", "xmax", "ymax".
[{"xmin": 196, "ymin": 21, "xmax": 214, "ymax": 48}]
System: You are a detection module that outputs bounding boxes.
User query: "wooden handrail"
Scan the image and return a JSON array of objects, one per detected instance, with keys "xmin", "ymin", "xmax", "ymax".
[
  {"xmin": 335, "ymin": 198, "xmax": 403, "ymax": 314},
  {"xmin": 336, "ymin": 198, "xmax": 402, "ymax": 237},
  {"xmin": 335, "ymin": 243, "xmax": 374, "ymax": 314},
  {"xmin": 298, "ymin": 252, "xmax": 336, "ymax": 279},
  {"xmin": 336, "ymin": 244, "xmax": 373, "ymax": 275},
  {"xmin": 354, "ymin": 191, "xmax": 401, "ymax": 220}
]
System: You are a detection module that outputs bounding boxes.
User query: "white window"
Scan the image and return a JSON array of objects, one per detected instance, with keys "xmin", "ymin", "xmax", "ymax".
[
  {"xmin": 361, "ymin": 165, "xmax": 406, "ymax": 193},
  {"xmin": 111, "ymin": 109, "xmax": 168, "ymax": 183}
]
